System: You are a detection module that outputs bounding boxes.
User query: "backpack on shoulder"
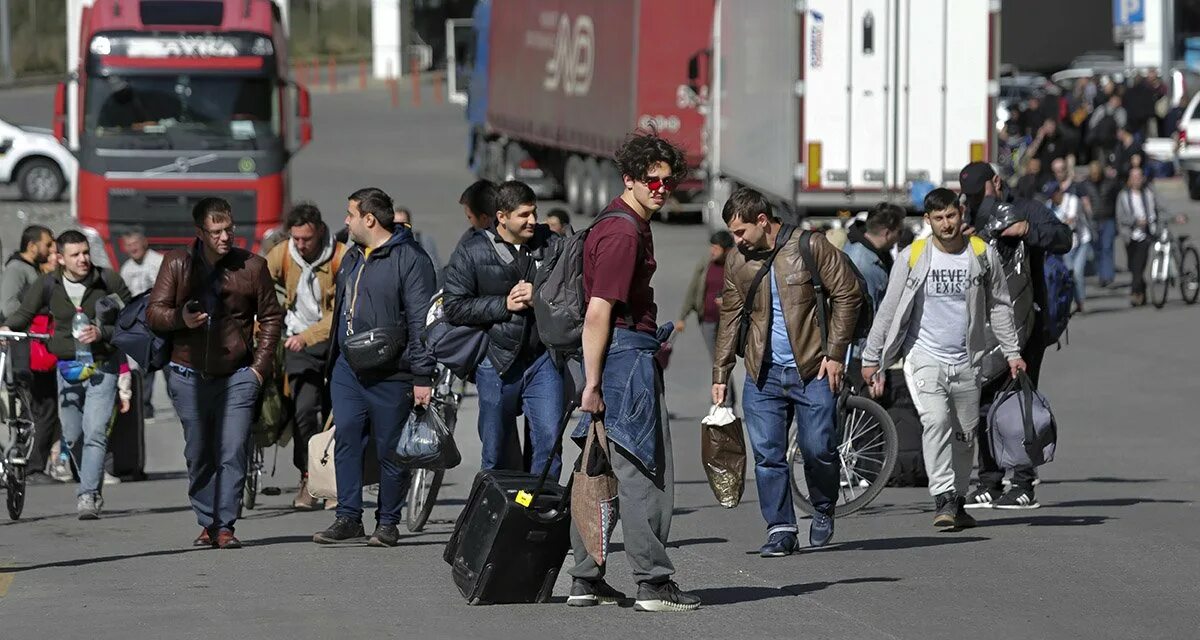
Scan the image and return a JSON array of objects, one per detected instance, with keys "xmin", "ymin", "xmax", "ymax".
[
  {"xmin": 111, "ymin": 291, "xmax": 172, "ymax": 373},
  {"xmin": 532, "ymin": 209, "xmax": 641, "ymax": 355},
  {"xmin": 1041, "ymin": 253, "xmax": 1074, "ymax": 345},
  {"xmin": 797, "ymin": 229, "xmax": 882, "ymax": 349}
]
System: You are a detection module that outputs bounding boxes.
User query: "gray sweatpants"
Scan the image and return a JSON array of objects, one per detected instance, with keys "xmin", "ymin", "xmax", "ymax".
[
  {"xmin": 568, "ymin": 374, "xmax": 675, "ymax": 586},
  {"xmin": 903, "ymin": 348, "xmax": 980, "ymax": 498}
]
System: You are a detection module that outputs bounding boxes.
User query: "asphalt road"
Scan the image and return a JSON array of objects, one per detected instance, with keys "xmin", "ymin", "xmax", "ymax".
[{"xmin": 2, "ymin": 85, "xmax": 1200, "ymax": 640}]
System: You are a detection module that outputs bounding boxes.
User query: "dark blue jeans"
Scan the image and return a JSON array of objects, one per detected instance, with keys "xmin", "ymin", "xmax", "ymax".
[
  {"xmin": 167, "ymin": 365, "xmax": 261, "ymax": 533},
  {"xmin": 742, "ymin": 364, "xmax": 838, "ymax": 533},
  {"xmin": 1097, "ymin": 218, "xmax": 1117, "ymax": 284},
  {"xmin": 475, "ymin": 351, "xmax": 563, "ymax": 479},
  {"xmin": 330, "ymin": 357, "xmax": 413, "ymax": 526}
]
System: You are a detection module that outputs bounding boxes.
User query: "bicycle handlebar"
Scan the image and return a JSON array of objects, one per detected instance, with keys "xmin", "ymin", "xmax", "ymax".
[{"xmin": 0, "ymin": 331, "xmax": 51, "ymax": 341}]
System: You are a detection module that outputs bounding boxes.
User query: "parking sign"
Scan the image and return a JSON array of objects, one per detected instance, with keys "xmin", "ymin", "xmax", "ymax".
[{"xmin": 1113, "ymin": 0, "xmax": 1146, "ymax": 42}]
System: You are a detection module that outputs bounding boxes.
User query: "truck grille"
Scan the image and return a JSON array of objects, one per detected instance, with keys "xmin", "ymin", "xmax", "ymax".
[{"xmin": 107, "ymin": 190, "xmax": 259, "ymax": 255}]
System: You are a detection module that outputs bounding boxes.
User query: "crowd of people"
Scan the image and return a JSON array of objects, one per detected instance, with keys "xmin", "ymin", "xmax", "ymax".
[{"xmin": 6, "ymin": 123, "xmax": 1159, "ymax": 613}]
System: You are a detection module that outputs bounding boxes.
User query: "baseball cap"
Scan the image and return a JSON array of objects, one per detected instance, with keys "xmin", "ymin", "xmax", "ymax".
[{"xmin": 959, "ymin": 162, "xmax": 996, "ymax": 196}]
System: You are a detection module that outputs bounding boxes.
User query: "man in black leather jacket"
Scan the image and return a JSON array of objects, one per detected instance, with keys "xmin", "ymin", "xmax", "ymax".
[
  {"xmin": 443, "ymin": 180, "xmax": 565, "ymax": 478},
  {"xmin": 959, "ymin": 162, "xmax": 1071, "ymax": 511}
]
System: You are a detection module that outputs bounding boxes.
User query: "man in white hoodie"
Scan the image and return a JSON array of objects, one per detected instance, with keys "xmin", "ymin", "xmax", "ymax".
[{"xmin": 267, "ymin": 203, "xmax": 345, "ymax": 509}]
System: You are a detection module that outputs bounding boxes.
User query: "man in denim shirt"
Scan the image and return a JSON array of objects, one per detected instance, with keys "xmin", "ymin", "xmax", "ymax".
[{"xmin": 567, "ymin": 132, "xmax": 700, "ymax": 613}]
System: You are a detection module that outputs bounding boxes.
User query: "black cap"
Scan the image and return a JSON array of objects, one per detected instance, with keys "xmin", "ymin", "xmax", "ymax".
[{"xmin": 959, "ymin": 162, "xmax": 996, "ymax": 196}]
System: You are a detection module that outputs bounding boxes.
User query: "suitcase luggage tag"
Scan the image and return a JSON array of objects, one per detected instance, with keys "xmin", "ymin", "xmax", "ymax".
[{"xmin": 515, "ymin": 490, "xmax": 534, "ymax": 508}]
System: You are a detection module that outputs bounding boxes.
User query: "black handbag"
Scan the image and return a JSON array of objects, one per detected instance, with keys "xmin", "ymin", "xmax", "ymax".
[{"xmin": 342, "ymin": 325, "xmax": 408, "ymax": 375}]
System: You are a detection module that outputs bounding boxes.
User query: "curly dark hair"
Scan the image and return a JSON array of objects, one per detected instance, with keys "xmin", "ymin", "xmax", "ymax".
[{"xmin": 615, "ymin": 130, "xmax": 689, "ymax": 183}]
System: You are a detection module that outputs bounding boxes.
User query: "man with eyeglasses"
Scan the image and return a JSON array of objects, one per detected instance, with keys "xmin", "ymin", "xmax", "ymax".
[
  {"xmin": 567, "ymin": 132, "xmax": 701, "ymax": 613},
  {"xmin": 148, "ymin": 197, "xmax": 283, "ymax": 549}
]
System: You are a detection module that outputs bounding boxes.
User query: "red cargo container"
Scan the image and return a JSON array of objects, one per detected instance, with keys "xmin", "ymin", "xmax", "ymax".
[{"xmin": 471, "ymin": 0, "xmax": 713, "ymax": 218}]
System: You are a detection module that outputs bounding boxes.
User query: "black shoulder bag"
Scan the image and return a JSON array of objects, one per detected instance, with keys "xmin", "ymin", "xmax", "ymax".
[{"xmin": 735, "ymin": 224, "xmax": 795, "ymax": 358}]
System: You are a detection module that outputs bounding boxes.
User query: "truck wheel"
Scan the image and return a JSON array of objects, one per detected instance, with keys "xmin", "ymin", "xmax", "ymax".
[
  {"xmin": 485, "ymin": 140, "xmax": 505, "ymax": 183},
  {"xmin": 565, "ymin": 155, "xmax": 585, "ymax": 213},
  {"xmin": 503, "ymin": 143, "xmax": 524, "ymax": 182},
  {"xmin": 595, "ymin": 160, "xmax": 621, "ymax": 212},
  {"xmin": 17, "ymin": 158, "xmax": 65, "ymax": 202},
  {"xmin": 581, "ymin": 157, "xmax": 601, "ymax": 217},
  {"xmin": 1189, "ymin": 172, "xmax": 1200, "ymax": 201}
]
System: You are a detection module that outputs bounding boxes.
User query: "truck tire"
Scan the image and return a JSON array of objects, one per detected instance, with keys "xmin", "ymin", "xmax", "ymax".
[
  {"xmin": 1189, "ymin": 171, "xmax": 1200, "ymax": 201},
  {"xmin": 581, "ymin": 157, "xmax": 601, "ymax": 217},
  {"xmin": 503, "ymin": 142, "xmax": 523, "ymax": 182},
  {"xmin": 595, "ymin": 160, "xmax": 621, "ymax": 212},
  {"xmin": 16, "ymin": 158, "xmax": 65, "ymax": 202},
  {"xmin": 565, "ymin": 155, "xmax": 585, "ymax": 213}
]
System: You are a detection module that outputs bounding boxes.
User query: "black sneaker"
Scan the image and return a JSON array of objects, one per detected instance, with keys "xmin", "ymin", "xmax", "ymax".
[
  {"xmin": 809, "ymin": 512, "xmax": 835, "ymax": 548},
  {"xmin": 313, "ymin": 516, "xmax": 366, "ymax": 544},
  {"xmin": 566, "ymin": 579, "xmax": 627, "ymax": 607},
  {"xmin": 953, "ymin": 496, "xmax": 977, "ymax": 528},
  {"xmin": 993, "ymin": 486, "xmax": 1040, "ymax": 510},
  {"xmin": 933, "ymin": 491, "xmax": 957, "ymax": 528},
  {"xmin": 634, "ymin": 581, "xmax": 701, "ymax": 612},
  {"xmin": 964, "ymin": 487, "xmax": 1002, "ymax": 509},
  {"xmin": 367, "ymin": 523, "xmax": 401, "ymax": 547},
  {"xmin": 759, "ymin": 531, "xmax": 799, "ymax": 557}
]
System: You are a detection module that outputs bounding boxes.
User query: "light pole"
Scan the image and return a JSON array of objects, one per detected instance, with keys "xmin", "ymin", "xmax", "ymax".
[{"xmin": 0, "ymin": 0, "xmax": 13, "ymax": 83}]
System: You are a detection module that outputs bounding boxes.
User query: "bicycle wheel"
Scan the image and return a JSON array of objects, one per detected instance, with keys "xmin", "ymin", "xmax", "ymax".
[
  {"xmin": 789, "ymin": 395, "xmax": 899, "ymax": 517},
  {"xmin": 1151, "ymin": 252, "xmax": 1170, "ymax": 308},
  {"xmin": 6, "ymin": 464, "xmax": 25, "ymax": 520},
  {"xmin": 243, "ymin": 446, "xmax": 262, "ymax": 510},
  {"xmin": 406, "ymin": 467, "xmax": 444, "ymax": 532},
  {"xmin": 1180, "ymin": 247, "xmax": 1200, "ymax": 305}
]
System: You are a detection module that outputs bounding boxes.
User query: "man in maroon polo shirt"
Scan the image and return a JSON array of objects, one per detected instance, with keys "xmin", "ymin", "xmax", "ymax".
[{"xmin": 565, "ymin": 132, "xmax": 701, "ymax": 613}]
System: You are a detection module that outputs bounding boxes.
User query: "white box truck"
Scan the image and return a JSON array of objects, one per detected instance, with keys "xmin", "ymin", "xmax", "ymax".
[{"xmin": 703, "ymin": 0, "xmax": 998, "ymax": 227}]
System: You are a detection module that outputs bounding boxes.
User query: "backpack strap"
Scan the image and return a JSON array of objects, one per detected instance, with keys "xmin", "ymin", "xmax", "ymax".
[
  {"xmin": 795, "ymin": 230, "xmax": 829, "ymax": 353},
  {"xmin": 281, "ymin": 241, "xmax": 290, "ymax": 287},
  {"xmin": 907, "ymin": 238, "xmax": 927, "ymax": 269},
  {"xmin": 590, "ymin": 209, "xmax": 644, "ymax": 327},
  {"xmin": 736, "ymin": 224, "xmax": 796, "ymax": 357},
  {"xmin": 908, "ymin": 236, "xmax": 990, "ymax": 272}
]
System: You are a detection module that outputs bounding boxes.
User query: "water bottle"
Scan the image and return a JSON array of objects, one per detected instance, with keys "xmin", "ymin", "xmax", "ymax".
[{"xmin": 72, "ymin": 307, "xmax": 93, "ymax": 365}]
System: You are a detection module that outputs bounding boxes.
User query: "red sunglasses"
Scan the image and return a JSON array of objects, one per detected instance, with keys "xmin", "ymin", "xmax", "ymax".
[{"xmin": 642, "ymin": 176, "xmax": 678, "ymax": 192}]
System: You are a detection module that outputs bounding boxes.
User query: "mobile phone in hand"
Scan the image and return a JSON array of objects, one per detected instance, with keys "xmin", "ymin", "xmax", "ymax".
[{"xmin": 185, "ymin": 300, "xmax": 202, "ymax": 314}]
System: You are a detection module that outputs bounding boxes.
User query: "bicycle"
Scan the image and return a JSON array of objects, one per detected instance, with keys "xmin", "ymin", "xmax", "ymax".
[
  {"xmin": 0, "ymin": 330, "xmax": 50, "ymax": 521},
  {"xmin": 405, "ymin": 363, "xmax": 461, "ymax": 532},
  {"xmin": 788, "ymin": 358, "xmax": 899, "ymax": 517},
  {"xmin": 1149, "ymin": 218, "xmax": 1200, "ymax": 309}
]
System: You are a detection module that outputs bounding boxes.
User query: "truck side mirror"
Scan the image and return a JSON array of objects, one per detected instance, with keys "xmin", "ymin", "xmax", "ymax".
[{"xmin": 53, "ymin": 82, "xmax": 68, "ymax": 142}]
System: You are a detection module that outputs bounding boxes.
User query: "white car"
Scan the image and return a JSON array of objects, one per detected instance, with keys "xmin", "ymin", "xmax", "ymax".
[
  {"xmin": 0, "ymin": 117, "xmax": 76, "ymax": 202},
  {"xmin": 1176, "ymin": 92, "xmax": 1200, "ymax": 200}
]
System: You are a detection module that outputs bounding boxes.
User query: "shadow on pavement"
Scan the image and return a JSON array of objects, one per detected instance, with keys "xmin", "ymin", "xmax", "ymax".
[
  {"xmin": 821, "ymin": 535, "xmax": 989, "ymax": 552},
  {"xmin": 1039, "ymin": 477, "xmax": 1164, "ymax": 485},
  {"xmin": 982, "ymin": 515, "xmax": 1110, "ymax": 527},
  {"xmin": 1052, "ymin": 498, "xmax": 1190, "ymax": 508},
  {"xmin": 693, "ymin": 577, "xmax": 901, "ymax": 605},
  {"xmin": 0, "ymin": 505, "xmax": 193, "ymax": 527},
  {"xmin": 2, "ymin": 547, "xmax": 208, "ymax": 573},
  {"xmin": 609, "ymin": 537, "xmax": 728, "ymax": 554}
]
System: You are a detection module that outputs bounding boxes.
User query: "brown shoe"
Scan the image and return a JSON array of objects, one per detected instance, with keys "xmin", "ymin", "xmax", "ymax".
[
  {"xmin": 193, "ymin": 528, "xmax": 213, "ymax": 548},
  {"xmin": 215, "ymin": 530, "xmax": 242, "ymax": 549},
  {"xmin": 293, "ymin": 476, "xmax": 319, "ymax": 510}
]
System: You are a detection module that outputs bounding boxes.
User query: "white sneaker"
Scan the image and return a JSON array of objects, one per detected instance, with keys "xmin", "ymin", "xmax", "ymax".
[
  {"xmin": 103, "ymin": 472, "xmax": 122, "ymax": 486},
  {"xmin": 50, "ymin": 460, "xmax": 73, "ymax": 483},
  {"xmin": 77, "ymin": 493, "xmax": 103, "ymax": 520}
]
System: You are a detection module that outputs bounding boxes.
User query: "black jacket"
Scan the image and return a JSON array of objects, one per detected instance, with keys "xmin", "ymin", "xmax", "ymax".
[
  {"xmin": 328, "ymin": 227, "xmax": 437, "ymax": 385},
  {"xmin": 442, "ymin": 224, "xmax": 561, "ymax": 375},
  {"xmin": 6, "ymin": 267, "xmax": 132, "ymax": 361}
]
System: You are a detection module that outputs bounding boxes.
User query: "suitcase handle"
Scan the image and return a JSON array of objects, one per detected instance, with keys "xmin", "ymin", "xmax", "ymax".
[{"xmin": 525, "ymin": 398, "xmax": 578, "ymax": 510}]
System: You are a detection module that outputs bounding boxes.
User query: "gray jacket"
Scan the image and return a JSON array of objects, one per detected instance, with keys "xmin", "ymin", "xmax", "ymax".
[
  {"xmin": 861, "ymin": 237, "xmax": 1021, "ymax": 372},
  {"xmin": 0, "ymin": 255, "xmax": 40, "ymax": 322}
]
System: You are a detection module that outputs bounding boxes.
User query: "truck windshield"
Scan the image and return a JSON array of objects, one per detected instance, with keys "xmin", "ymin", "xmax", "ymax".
[{"xmin": 85, "ymin": 74, "xmax": 280, "ymax": 149}]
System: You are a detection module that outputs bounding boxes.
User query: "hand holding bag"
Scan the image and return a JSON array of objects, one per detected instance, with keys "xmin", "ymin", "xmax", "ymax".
[
  {"xmin": 986, "ymin": 371, "xmax": 1058, "ymax": 469},
  {"xmin": 570, "ymin": 418, "xmax": 619, "ymax": 566},
  {"xmin": 700, "ymin": 404, "xmax": 747, "ymax": 508}
]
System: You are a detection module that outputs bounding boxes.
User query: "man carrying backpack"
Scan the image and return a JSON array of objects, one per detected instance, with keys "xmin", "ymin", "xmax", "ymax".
[
  {"xmin": 560, "ymin": 132, "xmax": 700, "ymax": 612},
  {"xmin": 2, "ymin": 230, "xmax": 132, "ymax": 519},
  {"xmin": 443, "ymin": 180, "xmax": 564, "ymax": 478},
  {"xmin": 712, "ymin": 187, "xmax": 862, "ymax": 557},
  {"xmin": 862, "ymin": 189, "xmax": 1025, "ymax": 529},
  {"xmin": 958, "ymin": 162, "xmax": 1071, "ymax": 510},
  {"xmin": 266, "ymin": 203, "xmax": 345, "ymax": 510}
]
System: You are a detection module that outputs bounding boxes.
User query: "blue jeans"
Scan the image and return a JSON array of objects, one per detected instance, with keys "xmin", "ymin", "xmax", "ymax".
[
  {"xmin": 742, "ymin": 364, "xmax": 839, "ymax": 533},
  {"xmin": 1096, "ymin": 219, "xmax": 1117, "ymax": 284},
  {"xmin": 1066, "ymin": 243, "xmax": 1090, "ymax": 304},
  {"xmin": 330, "ymin": 357, "xmax": 413, "ymax": 526},
  {"xmin": 57, "ymin": 362, "xmax": 119, "ymax": 497},
  {"xmin": 475, "ymin": 351, "xmax": 563, "ymax": 479},
  {"xmin": 167, "ymin": 365, "xmax": 261, "ymax": 532}
]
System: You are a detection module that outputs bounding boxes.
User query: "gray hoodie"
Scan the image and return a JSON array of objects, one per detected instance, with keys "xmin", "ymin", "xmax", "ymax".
[
  {"xmin": 862, "ymin": 236, "xmax": 1021, "ymax": 372},
  {"xmin": 0, "ymin": 255, "xmax": 40, "ymax": 322}
]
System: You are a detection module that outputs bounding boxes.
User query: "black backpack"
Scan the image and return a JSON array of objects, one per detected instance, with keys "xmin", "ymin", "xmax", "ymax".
[
  {"xmin": 796, "ymin": 230, "xmax": 875, "ymax": 349},
  {"xmin": 532, "ymin": 209, "xmax": 640, "ymax": 355},
  {"xmin": 111, "ymin": 291, "xmax": 172, "ymax": 372}
]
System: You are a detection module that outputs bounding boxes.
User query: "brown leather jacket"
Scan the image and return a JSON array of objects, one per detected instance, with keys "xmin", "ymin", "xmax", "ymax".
[
  {"xmin": 714, "ymin": 229, "xmax": 861, "ymax": 384},
  {"xmin": 147, "ymin": 241, "xmax": 284, "ymax": 378}
]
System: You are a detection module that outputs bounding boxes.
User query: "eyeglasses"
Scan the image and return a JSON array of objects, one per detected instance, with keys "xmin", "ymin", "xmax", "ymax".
[
  {"xmin": 202, "ymin": 226, "xmax": 236, "ymax": 240},
  {"xmin": 642, "ymin": 175, "xmax": 678, "ymax": 193}
]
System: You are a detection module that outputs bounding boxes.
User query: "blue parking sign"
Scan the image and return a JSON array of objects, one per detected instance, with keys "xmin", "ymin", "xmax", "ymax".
[{"xmin": 1113, "ymin": 0, "xmax": 1145, "ymax": 42}]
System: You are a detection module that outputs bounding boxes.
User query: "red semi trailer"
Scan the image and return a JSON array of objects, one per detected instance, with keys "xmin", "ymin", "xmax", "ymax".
[{"xmin": 467, "ymin": 0, "xmax": 713, "ymax": 219}]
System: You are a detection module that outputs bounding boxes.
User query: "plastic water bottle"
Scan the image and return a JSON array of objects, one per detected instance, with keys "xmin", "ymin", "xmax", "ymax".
[{"xmin": 71, "ymin": 307, "xmax": 93, "ymax": 365}]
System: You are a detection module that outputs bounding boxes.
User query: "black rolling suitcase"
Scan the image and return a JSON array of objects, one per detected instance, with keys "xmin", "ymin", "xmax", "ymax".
[
  {"xmin": 108, "ymin": 370, "xmax": 147, "ymax": 480},
  {"xmin": 443, "ymin": 408, "xmax": 574, "ymax": 605}
]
